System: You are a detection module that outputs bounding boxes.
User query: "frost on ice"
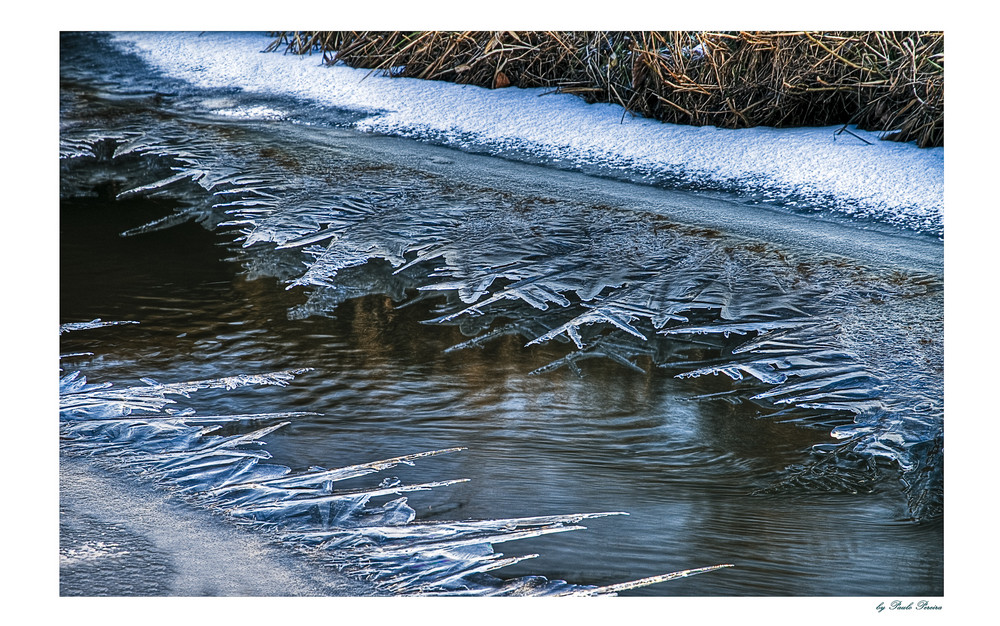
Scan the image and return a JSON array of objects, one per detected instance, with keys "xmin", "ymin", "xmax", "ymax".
[
  {"xmin": 60, "ymin": 325, "xmax": 731, "ymax": 595},
  {"xmin": 60, "ymin": 84, "xmax": 943, "ymax": 523}
]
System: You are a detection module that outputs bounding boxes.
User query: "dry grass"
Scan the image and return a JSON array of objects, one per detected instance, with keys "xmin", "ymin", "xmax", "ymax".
[{"xmin": 268, "ymin": 31, "xmax": 943, "ymax": 148}]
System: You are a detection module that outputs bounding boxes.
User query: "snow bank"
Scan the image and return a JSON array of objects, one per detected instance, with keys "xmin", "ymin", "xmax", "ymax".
[{"xmin": 109, "ymin": 32, "xmax": 944, "ymax": 236}]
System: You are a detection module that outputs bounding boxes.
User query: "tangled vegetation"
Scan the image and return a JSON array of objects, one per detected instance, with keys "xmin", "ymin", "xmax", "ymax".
[{"xmin": 268, "ymin": 31, "xmax": 943, "ymax": 148}]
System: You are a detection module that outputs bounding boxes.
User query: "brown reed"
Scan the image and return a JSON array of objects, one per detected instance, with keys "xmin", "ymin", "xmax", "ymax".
[{"xmin": 268, "ymin": 31, "xmax": 943, "ymax": 148}]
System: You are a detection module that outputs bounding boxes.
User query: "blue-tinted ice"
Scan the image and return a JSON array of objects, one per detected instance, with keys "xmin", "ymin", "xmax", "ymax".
[
  {"xmin": 60, "ymin": 93, "xmax": 943, "ymax": 523},
  {"xmin": 60, "ymin": 322, "xmax": 731, "ymax": 595},
  {"xmin": 59, "ymin": 32, "xmax": 943, "ymax": 595}
]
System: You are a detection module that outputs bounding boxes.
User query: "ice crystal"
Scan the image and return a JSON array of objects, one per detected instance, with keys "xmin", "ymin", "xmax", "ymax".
[
  {"xmin": 60, "ymin": 330, "xmax": 729, "ymax": 594},
  {"xmin": 60, "ymin": 98, "xmax": 943, "ymax": 521}
]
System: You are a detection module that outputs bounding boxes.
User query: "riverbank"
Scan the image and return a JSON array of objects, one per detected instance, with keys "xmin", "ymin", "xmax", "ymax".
[
  {"xmin": 269, "ymin": 31, "xmax": 943, "ymax": 148},
  {"xmin": 108, "ymin": 31, "xmax": 943, "ymax": 237}
]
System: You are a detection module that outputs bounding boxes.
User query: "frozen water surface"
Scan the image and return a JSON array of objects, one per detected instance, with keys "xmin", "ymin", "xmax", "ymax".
[
  {"xmin": 59, "ymin": 32, "xmax": 942, "ymax": 596},
  {"xmin": 59, "ymin": 323, "xmax": 730, "ymax": 595},
  {"xmin": 107, "ymin": 31, "xmax": 943, "ymax": 237}
]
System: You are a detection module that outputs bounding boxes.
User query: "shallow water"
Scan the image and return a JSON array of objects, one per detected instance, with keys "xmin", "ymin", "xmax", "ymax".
[{"xmin": 59, "ymin": 32, "xmax": 943, "ymax": 596}]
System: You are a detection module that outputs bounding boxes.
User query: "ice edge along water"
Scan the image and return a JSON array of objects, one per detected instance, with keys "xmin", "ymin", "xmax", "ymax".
[
  {"xmin": 59, "ymin": 322, "xmax": 733, "ymax": 596},
  {"xmin": 59, "ymin": 94, "xmax": 943, "ymax": 522},
  {"xmin": 59, "ymin": 32, "xmax": 942, "ymax": 595},
  {"xmin": 107, "ymin": 31, "xmax": 943, "ymax": 237}
]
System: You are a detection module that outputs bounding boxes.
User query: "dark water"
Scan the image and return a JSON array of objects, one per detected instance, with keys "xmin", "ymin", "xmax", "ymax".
[{"xmin": 59, "ymin": 32, "xmax": 943, "ymax": 596}]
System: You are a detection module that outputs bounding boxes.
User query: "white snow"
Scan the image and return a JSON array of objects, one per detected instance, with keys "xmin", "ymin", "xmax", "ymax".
[
  {"xmin": 108, "ymin": 31, "xmax": 943, "ymax": 235},
  {"xmin": 59, "ymin": 541, "xmax": 130, "ymax": 565},
  {"xmin": 211, "ymin": 104, "xmax": 288, "ymax": 120}
]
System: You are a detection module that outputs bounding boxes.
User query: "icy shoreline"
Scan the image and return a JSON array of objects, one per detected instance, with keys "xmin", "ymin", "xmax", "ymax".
[
  {"xmin": 60, "ymin": 455, "xmax": 381, "ymax": 596},
  {"xmin": 108, "ymin": 31, "xmax": 943, "ymax": 237}
]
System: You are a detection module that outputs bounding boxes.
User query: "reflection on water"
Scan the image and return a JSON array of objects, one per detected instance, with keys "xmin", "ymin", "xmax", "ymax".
[{"xmin": 59, "ymin": 32, "xmax": 942, "ymax": 595}]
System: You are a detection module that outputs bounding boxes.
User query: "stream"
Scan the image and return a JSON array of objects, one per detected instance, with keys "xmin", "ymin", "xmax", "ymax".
[{"xmin": 59, "ymin": 32, "xmax": 943, "ymax": 596}]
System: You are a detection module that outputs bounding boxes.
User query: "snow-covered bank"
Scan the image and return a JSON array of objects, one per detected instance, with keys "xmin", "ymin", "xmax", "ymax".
[{"xmin": 109, "ymin": 31, "xmax": 943, "ymax": 236}]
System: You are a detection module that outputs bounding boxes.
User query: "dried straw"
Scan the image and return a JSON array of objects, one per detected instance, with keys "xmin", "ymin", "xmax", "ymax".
[{"xmin": 268, "ymin": 31, "xmax": 943, "ymax": 148}]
